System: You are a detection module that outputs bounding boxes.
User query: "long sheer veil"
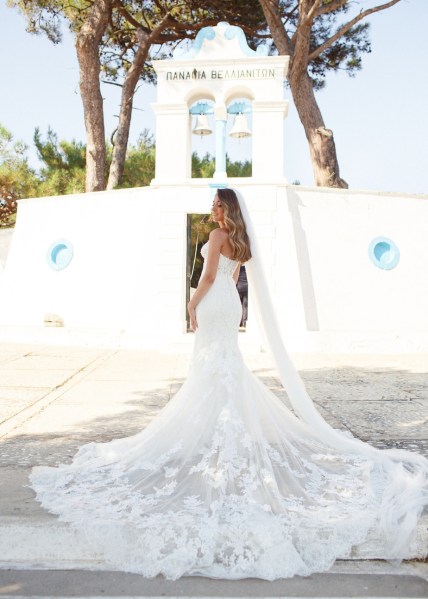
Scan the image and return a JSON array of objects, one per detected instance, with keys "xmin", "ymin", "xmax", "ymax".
[{"xmin": 233, "ymin": 187, "xmax": 428, "ymax": 555}]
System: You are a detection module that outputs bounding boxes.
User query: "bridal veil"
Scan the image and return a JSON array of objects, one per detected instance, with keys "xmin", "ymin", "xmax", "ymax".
[{"xmin": 233, "ymin": 187, "xmax": 428, "ymax": 557}]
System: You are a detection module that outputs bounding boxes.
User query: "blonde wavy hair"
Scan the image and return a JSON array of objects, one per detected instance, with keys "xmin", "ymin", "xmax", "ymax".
[{"xmin": 216, "ymin": 188, "xmax": 252, "ymax": 263}]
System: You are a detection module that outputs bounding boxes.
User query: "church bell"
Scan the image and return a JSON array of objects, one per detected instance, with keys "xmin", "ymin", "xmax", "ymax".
[
  {"xmin": 192, "ymin": 114, "xmax": 213, "ymax": 136},
  {"xmin": 229, "ymin": 113, "xmax": 251, "ymax": 138}
]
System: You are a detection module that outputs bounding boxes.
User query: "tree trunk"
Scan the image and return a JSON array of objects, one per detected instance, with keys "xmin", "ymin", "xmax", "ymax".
[
  {"xmin": 258, "ymin": 0, "xmax": 348, "ymax": 188},
  {"xmin": 257, "ymin": 0, "xmax": 292, "ymax": 55},
  {"xmin": 75, "ymin": 0, "xmax": 111, "ymax": 192},
  {"xmin": 289, "ymin": 69, "xmax": 348, "ymax": 188},
  {"xmin": 107, "ymin": 40, "xmax": 150, "ymax": 190}
]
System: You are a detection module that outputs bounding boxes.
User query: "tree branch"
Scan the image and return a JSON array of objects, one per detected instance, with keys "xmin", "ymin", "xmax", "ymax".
[
  {"xmin": 309, "ymin": 0, "xmax": 402, "ymax": 61},
  {"xmin": 283, "ymin": 4, "xmax": 299, "ymax": 26},
  {"xmin": 112, "ymin": 0, "xmax": 150, "ymax": 33},
  {"xmin": 165, "ymin": 17, "xmax": 219, "ymax": 32},
  {"xmin": 314, "ymin": 0, "xmax": 348, "ymax": 18},
  {"xmin": 290, "ymin": 0, "xmax": 315, "ymax": 74},
  {"xmin": 101, "ymin": 79, "xmax": 123, "ymax": 87},
  {"xmin": 153, "ymin": 0, "xmax": 167, "ymax": 14},
  {"xmin": 305, "ymin": 0, "xmax": 323, "ymax": 24},
  {"xmin": 147, "ymin": 12, "xmax": 173, "ymax": 43},
  {"xmin": 259, "ymin": 0, "xmax": 293, "ymax": 54}
]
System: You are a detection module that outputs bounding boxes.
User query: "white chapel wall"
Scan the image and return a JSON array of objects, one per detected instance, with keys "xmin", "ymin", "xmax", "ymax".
[{"xmin": 1, "ymin": 182, "xmax": 426, "ymax": 352}]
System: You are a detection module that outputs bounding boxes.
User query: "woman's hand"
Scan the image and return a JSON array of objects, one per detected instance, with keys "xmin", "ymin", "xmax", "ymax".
[{"xmin": 188, "ymin": 302, "xmax": 198, "ymax": 331}]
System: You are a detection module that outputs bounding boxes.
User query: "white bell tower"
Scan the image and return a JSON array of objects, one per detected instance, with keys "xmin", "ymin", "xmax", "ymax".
[{"xmin": 151, "ymin": 22, "xmax": 289, "ymax": 185}]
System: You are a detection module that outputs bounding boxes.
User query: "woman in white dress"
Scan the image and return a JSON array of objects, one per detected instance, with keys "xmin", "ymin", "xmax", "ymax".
[{"xmin": 30, "ymin": 188, "xmax": 428, "ymax": 581}]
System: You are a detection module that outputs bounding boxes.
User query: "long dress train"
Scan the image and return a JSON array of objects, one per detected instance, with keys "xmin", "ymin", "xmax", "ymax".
[{"xmin": 29, "ymin": 242, "xmax": 428, "ymax": 580}]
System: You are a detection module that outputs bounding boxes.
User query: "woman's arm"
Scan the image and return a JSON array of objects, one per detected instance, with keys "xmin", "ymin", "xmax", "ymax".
[{"xmin": 187, "ymin": 229, "xmax": 225, "ymax": 331}]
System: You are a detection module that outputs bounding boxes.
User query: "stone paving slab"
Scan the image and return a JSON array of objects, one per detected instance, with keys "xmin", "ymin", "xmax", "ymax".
[
  {"xmin": 0, "ymin": 388, "xmax": 52, "ymax": 402},
  {"xmin": 0, "ymin": 398, "xmax": 46, "ymax": 424},
  {"xmin": 0, "ymin": 356, "xmax": 94, "ymax": 371},
  {"xmin": 0, "ymin": 369, "xmax": 81, "ymax": 389},
  {"xmin": 325, "ymin": 399, "xmax": 428, "ymax": 439},
  {"xmin": 0, "ymin": 564, "xmax": 427, "ymax": 598},
  {"xmin": 0, "ymin": 343, "xmax": 427, "ymax": 463}
]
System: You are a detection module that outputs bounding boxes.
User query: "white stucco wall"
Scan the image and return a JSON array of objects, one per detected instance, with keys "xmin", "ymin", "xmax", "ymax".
[
  {"xmin": 0, "ymin": 182, "xmax": 426, "ymax": 352},
  {"xmin": 274, "ymin": 186, "xmax": 428, "ymax": 351}
]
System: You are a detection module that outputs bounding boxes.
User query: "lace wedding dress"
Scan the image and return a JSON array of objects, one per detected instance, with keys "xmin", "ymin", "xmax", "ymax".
[{"xmin": 30, "ymin": 238, "xmax": 428, "ymax": 581}]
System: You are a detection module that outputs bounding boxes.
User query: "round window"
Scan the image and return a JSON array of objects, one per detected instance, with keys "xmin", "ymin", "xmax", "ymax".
[
  {"xmin": 47, "ymin": 240, "xmax": 74, "ymax": 271},
  {"xmin": 368, "ymin": 237, "xmax": 400, "ymax": 270}
]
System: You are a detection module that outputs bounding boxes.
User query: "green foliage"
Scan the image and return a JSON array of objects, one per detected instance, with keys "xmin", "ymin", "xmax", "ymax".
[
  {"xmin": 191, "ymin": 152, "xmax": 215, "ymax": 179},
  {"xmin": 102, "ymin": 0, "xmax": 268, "ymax": 84},
  {"xmin": 120, "ymin": 130, "xmax": 156, "ymax": 188},
  {"xmin": 34, "ymin": 127, "xmax": 86, "ymax": 196},
  {"xmin": 6, "ymin": 0, "xmax": 104, "ymax": 43},
  {"xmin": 0, "ymin": 123, "xmax": 27, "ymax": 159},
  {"xmin": 0, "ymin": 122, "xmax": 252, "ymax": 220},
  {"xmin": 277, "ymin": 1, "xmax": 372, "ymax": 89},
  {"xmin": 32, "ymin": 127, "xmax": 157, "ymax": 193},
  {"xmin": 191, "ymin": 152, "xmax": 251, "ymax": 178},
  {"xmin": 226, "ymin": 154, "xmax": 251, "ymax": 177},
  {"xmin": 8, "ymin": 0, "xmax": 376, "ymax": 91},
  {"xmin": 9, "ymin": 0, "xmax": 268, "ymax": 85},
  {"xmin": 0, "ymin": 123, "xmax": 39, "ymax": 205}
]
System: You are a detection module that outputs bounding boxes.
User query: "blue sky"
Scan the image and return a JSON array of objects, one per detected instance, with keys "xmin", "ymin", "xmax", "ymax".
[{"xmin": 1, "ymin": 0, "xmax": 427, "ymax": 193}]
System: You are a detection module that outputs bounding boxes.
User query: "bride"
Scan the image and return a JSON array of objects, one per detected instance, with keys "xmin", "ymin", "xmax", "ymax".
[{"xmin": 30, "ymin": 188, "xmax": 428, "ymax": 581}]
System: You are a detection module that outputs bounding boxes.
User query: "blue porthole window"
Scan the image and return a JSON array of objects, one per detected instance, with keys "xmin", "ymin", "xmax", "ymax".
[
  {"xmin": 47, "ymin": 240, "xmax": 74, "ymax": 271},
  {"xmin": 368, "ymin": 237, "xmax": 400, "ymax": 270}
]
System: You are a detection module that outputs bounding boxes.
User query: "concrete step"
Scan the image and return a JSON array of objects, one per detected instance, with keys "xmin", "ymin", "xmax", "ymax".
[
  {"xmin": 0, "ymin": 515, "xmax": 426, "ymax": 572},
  {"xmin": 0, "ymin": 561, "xmax": 427, "ymax": 599}
]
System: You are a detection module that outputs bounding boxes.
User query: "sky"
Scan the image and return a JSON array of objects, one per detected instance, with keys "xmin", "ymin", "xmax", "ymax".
[{"xmin": 0, "ymin": 0, "xmax": 427, "ymax": 194}]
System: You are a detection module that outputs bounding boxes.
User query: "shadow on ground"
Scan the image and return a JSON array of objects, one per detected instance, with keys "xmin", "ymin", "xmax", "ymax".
[{"xmin": 1, "ymin": 365, "xmax": 427, "ymax": 470}]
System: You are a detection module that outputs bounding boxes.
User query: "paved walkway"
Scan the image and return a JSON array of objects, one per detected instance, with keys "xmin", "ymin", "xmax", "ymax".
[{"xmin": 0, "ymin": 341, "xmax": 427, "ymax": 597}]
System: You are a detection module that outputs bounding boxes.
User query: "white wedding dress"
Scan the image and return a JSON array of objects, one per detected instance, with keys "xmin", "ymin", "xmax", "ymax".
[{"xmin": 30, "ymin": 240, "xmax": 428, "ymax": 581}]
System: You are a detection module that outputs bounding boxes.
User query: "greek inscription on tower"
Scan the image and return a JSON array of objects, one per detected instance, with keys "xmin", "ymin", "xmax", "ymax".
[{"xmin": 165, "ymin": 68, "xmax": 276, "ymax": 81}]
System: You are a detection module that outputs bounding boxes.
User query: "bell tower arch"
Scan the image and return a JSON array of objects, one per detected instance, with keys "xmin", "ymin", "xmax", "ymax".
[{"xmin": 151, "ymin": 22, "xmax": 289, "ymax": 185}]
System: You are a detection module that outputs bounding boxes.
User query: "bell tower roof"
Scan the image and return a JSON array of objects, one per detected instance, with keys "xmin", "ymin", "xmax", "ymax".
[{"xmin": 174, "ymin": 21, "xmax": 269, "ymax": 61}]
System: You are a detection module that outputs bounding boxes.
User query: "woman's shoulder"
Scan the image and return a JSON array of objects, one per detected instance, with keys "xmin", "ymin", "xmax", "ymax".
[{"xmin": 209, "ymin": 228, "xmax": 229, "ymax": 241}]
